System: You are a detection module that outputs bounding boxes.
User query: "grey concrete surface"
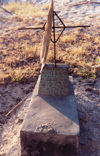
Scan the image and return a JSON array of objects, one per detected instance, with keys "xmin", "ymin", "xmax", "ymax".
[{"xmin": 21, "ymin": 91, "xmax": 79, "ymax": 136}]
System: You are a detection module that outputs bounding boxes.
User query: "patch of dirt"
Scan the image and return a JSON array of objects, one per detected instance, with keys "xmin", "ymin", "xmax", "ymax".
[
  {"xmin": 0, "ymin": 79, "xmax": 36, "ymax": 156},
  {"xmin": 74, "ymin": 77, "xmax": 100, "ymax": 156}
]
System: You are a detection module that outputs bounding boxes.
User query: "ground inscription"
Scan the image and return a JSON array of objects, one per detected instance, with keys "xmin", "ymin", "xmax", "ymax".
[{"xmin": 38, "ymin": 65, "xmax": 69, "ymax": 96}]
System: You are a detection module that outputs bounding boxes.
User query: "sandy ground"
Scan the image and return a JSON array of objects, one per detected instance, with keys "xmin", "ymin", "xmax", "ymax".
[
  {"xmin": 35, "ymin": 0, "xmax": 100, "ymax": 25},
  {"xmin": 0, "ymin": 0, "xmax": 100, "ymax": 156}
]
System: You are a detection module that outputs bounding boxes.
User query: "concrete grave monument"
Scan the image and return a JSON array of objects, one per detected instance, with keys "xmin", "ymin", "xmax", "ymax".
[{"xmin": 19, "ymin": 0, "xmax": 90, "ymax": 155}]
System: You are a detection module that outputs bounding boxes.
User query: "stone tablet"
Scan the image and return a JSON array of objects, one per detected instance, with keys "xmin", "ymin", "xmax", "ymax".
[{"xmin": 38, "ymin": 64, "xmax": 69, "ymax": 96}]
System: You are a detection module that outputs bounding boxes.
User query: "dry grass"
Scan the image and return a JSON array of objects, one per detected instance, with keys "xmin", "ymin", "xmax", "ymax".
[
  {"xmin": 0, "ymin": 2, "xmax": 100, "ymax": 84},
  {"xmin": 0, "ymin": 29, "xmax": 42, "ymax": 83},
  {"xmin": 48, "ymin": 28, "xmax": 100, "ymax": 78},
  {"xmin": 3, "ymin": 2, "xmax": 48, "ymax": 20}
]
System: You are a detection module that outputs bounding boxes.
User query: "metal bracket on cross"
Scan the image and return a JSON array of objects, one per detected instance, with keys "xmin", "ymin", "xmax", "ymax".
[{"xmin": 18, "ymin": 1, "xmax": 90, "ymax": 67}]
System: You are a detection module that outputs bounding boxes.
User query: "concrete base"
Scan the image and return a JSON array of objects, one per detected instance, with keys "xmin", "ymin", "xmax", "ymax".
[{"xmin": 20, "ymin": 77, "xmax": 79, "ymax": 156}]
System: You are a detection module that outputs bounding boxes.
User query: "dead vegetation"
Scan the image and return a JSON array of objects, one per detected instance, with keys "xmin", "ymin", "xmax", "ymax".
[
  {"xmin": 2, "ymin": 1, "xmax": 49, "ymax": 20},
  {"xmin": 0, "ymin": 2, "xmax": 100, "ymax": 84}
]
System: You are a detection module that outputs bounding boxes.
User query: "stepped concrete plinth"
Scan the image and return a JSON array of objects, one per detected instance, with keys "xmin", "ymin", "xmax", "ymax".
[{"xmin": 20, "ymin": 64, "xmax": 80, "ymax": 156}]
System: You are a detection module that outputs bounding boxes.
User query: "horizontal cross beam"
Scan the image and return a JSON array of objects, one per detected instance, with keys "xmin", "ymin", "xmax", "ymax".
[
  {"xmin": 18, "ymin": 27, "xmax": 44, "ymax": 30},
  {"xmin": 18, "ymin": 25, "xmax": 90, "ymax": 31}
]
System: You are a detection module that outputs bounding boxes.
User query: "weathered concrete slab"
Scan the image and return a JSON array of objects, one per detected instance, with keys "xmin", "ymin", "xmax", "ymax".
[
  {"xmin": 20, "ymin": 79, "xmax": 79, "ymax": 155},
  {"xmin": 21, "ymin": 95, "xmax": 79, "ymax": 134}
]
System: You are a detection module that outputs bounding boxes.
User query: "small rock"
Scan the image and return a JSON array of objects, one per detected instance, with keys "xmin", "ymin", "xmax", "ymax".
[{"xmin": 85, "ymin": 87, "xmax": 93, "ymax": 92}]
